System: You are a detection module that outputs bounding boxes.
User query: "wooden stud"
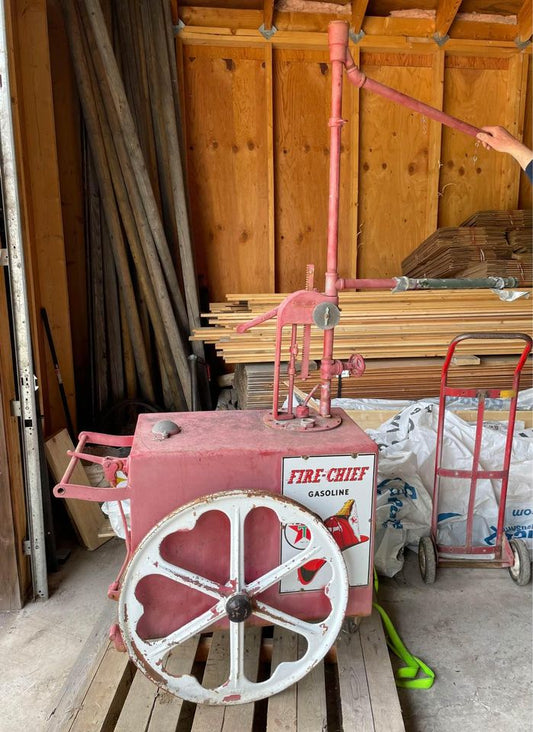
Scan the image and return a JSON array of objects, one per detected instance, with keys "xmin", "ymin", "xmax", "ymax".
[
  {"xmin": 426, "ymin": 48, "xmax": 445, "ymax": 236},
  {"xmin": 518, "ymin": 55, "xmax": 532, "ymax": 209},
  {"xmin": 348, "ymin": 42, "xmax": 360, "ymax": 278},
  {"xmin": 499, "ymin": 52, "xmax": 530, "ymax": 209},
  {"xmin": 265, "ymin": 42, "xmax": 276, "ymax": 291}
]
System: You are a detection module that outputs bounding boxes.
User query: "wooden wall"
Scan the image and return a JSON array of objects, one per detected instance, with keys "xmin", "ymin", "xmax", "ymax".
[
  {"xmin": 8, "ymin": 0, "xmax": 77, "ymax": 438},
  {"xmin": 177, "ymin": 31, "xmax": 532, "ymax": 303}
]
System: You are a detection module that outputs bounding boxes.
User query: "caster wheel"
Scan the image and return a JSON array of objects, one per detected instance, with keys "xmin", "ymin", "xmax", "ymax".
[
  {"xmin": 118, "ymin": 490, "xmax": 348, "ymax": 704},
  {"xmin": 418, "ymin": 536, "xmax": 437, "ymax": 584},
  {"xmin": 508, "ymin": 539, "xmax": 531, "ymax": 586}
]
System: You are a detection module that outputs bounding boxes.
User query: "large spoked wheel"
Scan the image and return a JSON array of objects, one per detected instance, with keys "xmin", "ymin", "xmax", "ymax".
[
  {"xmin": 508, "ymin": 539, "xmax": 531, "ymax": 586},
  {"xmin": 118, "ymin": 490, "xmax": 349, "ymax": 705},
  {"xmin": 418, "ymin": 535, "xmax": 437, "ymax": 584}
]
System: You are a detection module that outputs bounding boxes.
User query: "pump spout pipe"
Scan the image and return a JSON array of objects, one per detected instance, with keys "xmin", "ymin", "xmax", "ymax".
[{"xmin": 342, "ymin": 43, "xmax": 481, "ymax": 139}]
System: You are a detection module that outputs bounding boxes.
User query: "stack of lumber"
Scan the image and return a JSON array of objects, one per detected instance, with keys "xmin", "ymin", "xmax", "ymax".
[
  {"xmin": 61, "ymin": 0, "xmax": 208, "ymax": 420},
  {"xmin": 192, "ymin": 290, "xmax": 533, "ymax": 363},
  {"xmin": 402, "ymin": 210, "xmax": 532, "ymax": 285},
  {"xmin": 234, "ymin": 356, "xmax": 533, "ymax": 408}
]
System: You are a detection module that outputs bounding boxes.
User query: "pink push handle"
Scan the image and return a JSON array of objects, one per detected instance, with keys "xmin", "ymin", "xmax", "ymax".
[{"xmin": 54, "ymin": 430, "xmax": 133, "ymax": 502}]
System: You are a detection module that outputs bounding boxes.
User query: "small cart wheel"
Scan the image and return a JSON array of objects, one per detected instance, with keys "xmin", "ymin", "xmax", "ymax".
[
  {"xmin": 508, "ymin": 539, "xmax": 531, "ymax": 586},
  {"xmin": 418, "ymin": 536, "xmax": 437, "ymax": 584}
]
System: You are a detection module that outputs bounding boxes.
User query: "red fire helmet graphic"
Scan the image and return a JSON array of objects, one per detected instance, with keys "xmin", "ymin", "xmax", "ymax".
[{"xmin": 297, "ymin": 499, "xmax": 369, "ymax": 585}]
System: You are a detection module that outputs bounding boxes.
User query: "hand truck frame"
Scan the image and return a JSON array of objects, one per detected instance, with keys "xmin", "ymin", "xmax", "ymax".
[{"xmin": 419, "ymin": 332, "xmax": 532, "ymax": 586}]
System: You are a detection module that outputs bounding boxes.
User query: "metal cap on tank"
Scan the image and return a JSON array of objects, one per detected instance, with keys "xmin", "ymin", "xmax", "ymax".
[{"xmin": 152, "ymin": 420, "xmax": 181, "ymax": 439}]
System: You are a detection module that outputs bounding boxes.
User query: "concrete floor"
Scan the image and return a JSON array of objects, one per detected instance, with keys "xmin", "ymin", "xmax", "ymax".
[{"xmin": 0, "ymin": 539, "xmax": 531, "ymax": 732}]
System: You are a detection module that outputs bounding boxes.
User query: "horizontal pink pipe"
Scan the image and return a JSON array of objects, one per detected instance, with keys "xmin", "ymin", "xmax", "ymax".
[
  {"xmin": 337, "ymin": 278, "xmax": 397, "ymax": 290},
  {"xmin": 345, "ymin": 50, "xmax": 481, "ymax": 139}
]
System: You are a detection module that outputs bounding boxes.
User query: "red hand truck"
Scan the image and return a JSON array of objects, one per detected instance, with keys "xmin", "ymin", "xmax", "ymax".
[{"xmin": 418, "ymin": 332, "xmax": 532, "ymax": 586}]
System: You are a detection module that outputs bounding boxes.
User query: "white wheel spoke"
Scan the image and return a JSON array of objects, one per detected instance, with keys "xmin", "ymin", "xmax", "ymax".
[
  {"xmin": 143, "ymin": 599, "xmax": 227, "ymax": 665},
  {"xmin": 252, "ymin": 599, "xmax": 326, "ymax": 641},
  {"xmin": 245, "ymin": 542, "xmax": 324, "ymax": 596},
  {"xmin": 228, "ymin": 503, "xmax": 246, "ymax": 591},
  {"xmin": 150, "ymin": 556, "xmax": 227, "ymax": 599},
  {"xmin": 228, "ymin": 620, "xmax": 245, "ymax": 685}
]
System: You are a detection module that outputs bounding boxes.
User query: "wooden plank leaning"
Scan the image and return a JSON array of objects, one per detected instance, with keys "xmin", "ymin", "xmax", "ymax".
[{"xmin": 80, "ymin": 0, "xmax": 194, "ymax": 409}]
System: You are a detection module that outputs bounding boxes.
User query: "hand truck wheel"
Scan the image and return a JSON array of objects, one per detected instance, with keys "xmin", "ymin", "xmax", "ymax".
[
  {"xmin": 508, "ymin": 539, "xmax": 531, "ymax": 586},
  {"xmin": 118, "ymin": 490, "xmax": 349, "ymax": 704},
  {"xmin": 418, "ymin": 536, "xmax": 437, "ymax": 584}
]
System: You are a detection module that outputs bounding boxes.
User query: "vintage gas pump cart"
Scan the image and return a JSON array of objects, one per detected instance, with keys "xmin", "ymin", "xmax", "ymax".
[{"xmin": 55, "ymin": 21, "xmax": 521, "ymax": 705}]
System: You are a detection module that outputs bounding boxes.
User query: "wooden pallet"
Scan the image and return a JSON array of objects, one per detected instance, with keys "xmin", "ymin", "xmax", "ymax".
[{"xmin": 47, "ymin": 608, "xmax": 404, "ymax": 732}]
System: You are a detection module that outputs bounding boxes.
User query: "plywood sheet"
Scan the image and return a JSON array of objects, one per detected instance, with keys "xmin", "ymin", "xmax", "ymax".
[
  {"xmin": 273, "ymin": 47, "xmax": 356, "ymax": 292},
  {"xmin": 439, "ymin": 55, "xmax": 512, "ymax": 227},
  {"xmin": 357, "ymin": 52, "xmax": 437, "ymax": 278},
  {"xmin": 182, "ymin": 44, "xmax": 271, "ymax": 302}
]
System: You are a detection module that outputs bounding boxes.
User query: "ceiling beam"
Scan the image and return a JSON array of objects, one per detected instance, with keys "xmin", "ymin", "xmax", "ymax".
[
  {"xmin": 263, "ymin": 0, "xmax": 274, "ymax": 30},
  {"xmin": 351, "ymin": 0, "xmax": 370, "ymax": 35},
  {"xmin": 434, "ymin": 0, "xmax": 463, "ymax": 40},
  {"xmin": 516, "ymin": 0, "xmax": 532, "ymax": 44}
]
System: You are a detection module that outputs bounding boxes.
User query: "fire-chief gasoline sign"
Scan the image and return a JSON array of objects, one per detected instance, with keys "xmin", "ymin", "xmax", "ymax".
[{"xmin": 281, "ymin": 453, "xmax": 375, "ymax": 592}]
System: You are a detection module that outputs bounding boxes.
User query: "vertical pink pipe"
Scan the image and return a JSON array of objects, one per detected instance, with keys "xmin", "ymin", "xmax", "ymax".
[{"xmin": 320, "ymin": 21, "xmax": 348, "ymax": 418}]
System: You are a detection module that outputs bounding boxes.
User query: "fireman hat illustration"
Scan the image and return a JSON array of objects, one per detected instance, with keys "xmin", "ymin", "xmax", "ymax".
[{"xmin": 297, "ymin": 499, "xmax": 369, "ymax": 585}]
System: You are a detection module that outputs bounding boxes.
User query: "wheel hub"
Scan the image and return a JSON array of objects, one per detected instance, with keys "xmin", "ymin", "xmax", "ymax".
[{"xmin": 225, "ymin": 593, "xmax": 252, "ymax": 623}]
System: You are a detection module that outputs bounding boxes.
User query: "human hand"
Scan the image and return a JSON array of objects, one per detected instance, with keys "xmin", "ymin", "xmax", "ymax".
[{"xmin": 476, "ymin": 125, "xmax": 533, "ymax": 170}]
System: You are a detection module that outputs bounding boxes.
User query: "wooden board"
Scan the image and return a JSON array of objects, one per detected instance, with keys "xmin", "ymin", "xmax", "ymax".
[
  {"xmin": 192, "ymin": 289, "xmax": 533, "ymax": 364},
  {"xmin": 49, "ymin": 611, "xmax": 404, "ymax": 732},
  {"xmin": 44, "ymin": 429, "xmax": 110, "ymax": 551},
  {"xmin": 357, "ymin": 52, "xmax": 439, "ymax": 279},
  {"xmin": 438, "ymin": 55, "xmax": 519, "ymax": 227},
  {"xmin": 7, "ymin": 0, "xmax": 77, "ymax": 437},
  {"xmin": 273, "ymin": 47, "xmax": 356, "ymax": 291},
  {"xmin": 181, "ymin": 43, "xmax": 273, "ymax": 302},
  {"xmin": 232, "ymin": 356, "xmax": 533, "ymax": 408}
]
